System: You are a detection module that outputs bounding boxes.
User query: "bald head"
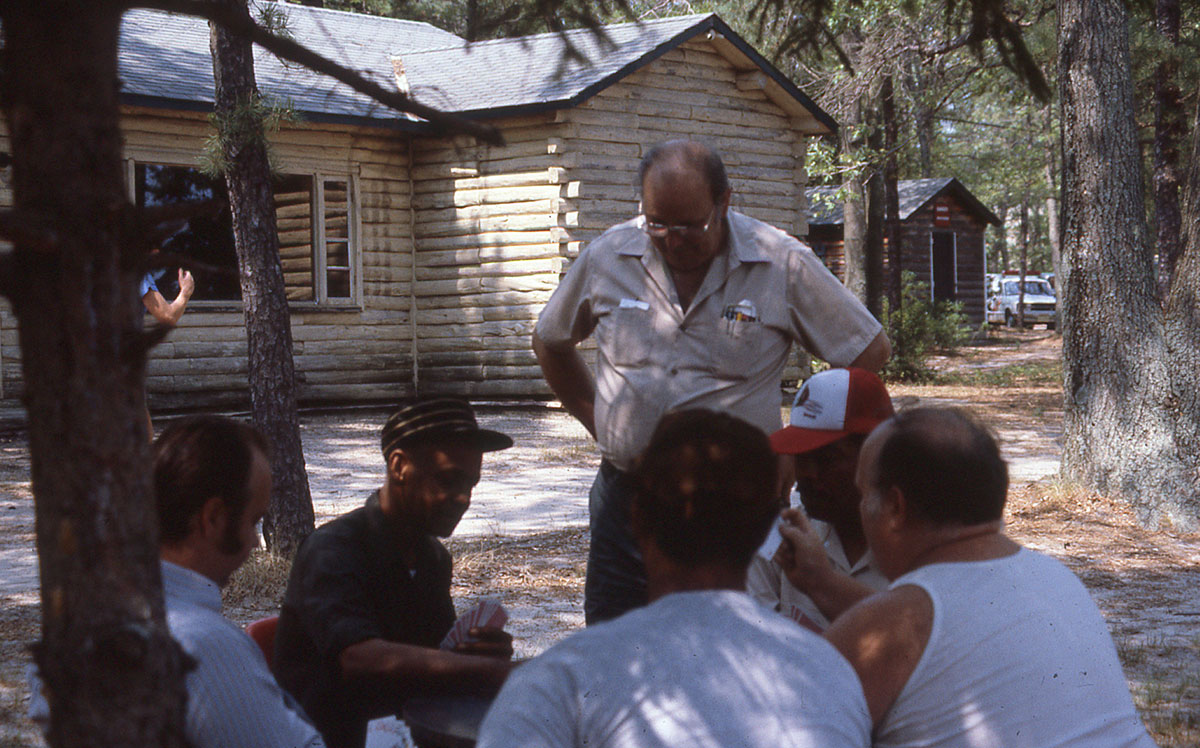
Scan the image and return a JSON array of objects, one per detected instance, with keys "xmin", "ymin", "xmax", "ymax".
[
  {"xmin": 867, "ymin": 407, "xmax": 1008, "ymax": 526},
  {"xmin": 638, "ymin": 140, "xmax": 729, "ymax": 203}
]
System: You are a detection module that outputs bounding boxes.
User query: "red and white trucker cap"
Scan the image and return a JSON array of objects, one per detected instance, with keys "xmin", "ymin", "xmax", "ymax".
[{"xmin": 769, "ymin": 368, "xmax": 895, "ymax": 454}]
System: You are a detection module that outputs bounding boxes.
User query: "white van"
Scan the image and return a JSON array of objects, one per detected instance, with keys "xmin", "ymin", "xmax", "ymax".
[{"xmin": 986, "ymin": 275, "xmax": 1057, "ymax": 329}]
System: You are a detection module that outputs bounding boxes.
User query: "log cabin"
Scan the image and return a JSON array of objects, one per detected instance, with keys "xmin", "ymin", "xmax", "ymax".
[
  {"xmin": 805, "ymin": 178, "xmax": 1001, "ymax": 325},
  {"xmin": 0, "ymin": 3, "xmax": 837, "ymax": 409}
]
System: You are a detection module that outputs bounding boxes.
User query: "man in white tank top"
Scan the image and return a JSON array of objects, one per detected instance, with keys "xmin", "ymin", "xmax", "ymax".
[{"xmin": 824, "ymin": 407, "xmax": 1154, "ymax": 747}]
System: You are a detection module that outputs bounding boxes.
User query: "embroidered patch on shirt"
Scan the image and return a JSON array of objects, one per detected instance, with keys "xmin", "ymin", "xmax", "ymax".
[
  {"xmin": 619, "ymin": 298, "xmax": 650, "ymax": 310},
  {"xmin": 722, "ymin": 299, "xmax": 758, "ymax": 322}
]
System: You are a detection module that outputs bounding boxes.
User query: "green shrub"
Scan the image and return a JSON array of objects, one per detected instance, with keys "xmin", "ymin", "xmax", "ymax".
[{"xmin": 881, "ymin": 271, "xmax": 969, "ymax": 382}]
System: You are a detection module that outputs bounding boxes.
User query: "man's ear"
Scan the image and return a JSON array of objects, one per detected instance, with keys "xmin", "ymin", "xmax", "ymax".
[
  {"xmin": 881, "ymin": 484, "xmax": 909, "ymax": 532},
  {"xmin": 196, "ymin": 495, "xmax": 230, "ymax": 542},
  {"xmin": 386, "ymin": 448, "xmax": 411, "ymax": 484}
]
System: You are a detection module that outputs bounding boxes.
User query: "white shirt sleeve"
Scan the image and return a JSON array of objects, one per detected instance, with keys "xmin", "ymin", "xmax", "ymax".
[{"xmin": 183, "ymin": 623, "xmax": 326, "ymax": 748}]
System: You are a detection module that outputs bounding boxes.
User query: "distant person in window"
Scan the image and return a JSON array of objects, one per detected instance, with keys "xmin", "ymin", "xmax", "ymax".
[
  {"xmin": 141, "ymin": 250, "xmax": 194, "ymax": 437},
  {"xmin": 141, "ymin": 261, "xmax": 195, "ymax": 326}
]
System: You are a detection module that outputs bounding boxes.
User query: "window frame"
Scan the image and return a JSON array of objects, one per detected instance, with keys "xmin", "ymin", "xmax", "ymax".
[{"xmin": 126, "ymin": 159, "xmax": 361, "ymax": 310}]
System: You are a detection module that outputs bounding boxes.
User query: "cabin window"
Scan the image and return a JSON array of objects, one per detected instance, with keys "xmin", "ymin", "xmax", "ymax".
[{"xmin": 134, "ymin": 163, "xmax": 357, "ymax": 306}]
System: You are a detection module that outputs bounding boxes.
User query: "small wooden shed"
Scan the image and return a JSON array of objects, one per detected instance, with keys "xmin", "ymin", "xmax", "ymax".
[
  {"xmin": 805, "ymin": 178, "xmax": 1000, "ymax": 325},
  {"xmin": 0, "ymin": 5, "xmax": 835, "ymax": 409}
]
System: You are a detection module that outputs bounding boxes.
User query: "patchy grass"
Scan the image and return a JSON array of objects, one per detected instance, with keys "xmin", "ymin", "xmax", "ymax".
[
  {"xmin": 1133, "ymin": 658, "xmax": 1200, "ymax": 746},
  {"xmin": 532, "ymin": 440, "xmax": 596, "ymax": 465},
  {"xmin": 934, "ymin": 359, "xmax": 1063, "ymax": 387},
  {"xmin": 223, "ymin": 549, "xmax": 293, "ymax": 623}
]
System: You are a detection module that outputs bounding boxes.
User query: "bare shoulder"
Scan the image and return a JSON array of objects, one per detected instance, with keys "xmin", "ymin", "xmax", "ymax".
[{"xmin": 824, "ymin": 585, "xmax": 933, "ymax": 725}]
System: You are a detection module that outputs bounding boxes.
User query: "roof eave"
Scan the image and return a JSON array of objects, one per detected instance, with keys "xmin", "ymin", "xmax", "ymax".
[
  {"xmin": 438, "ymin": 15, "xmax": 837, "ymax": 134},
  {"xmin": 119, "ymin": 93, "xmax": 434, "ymax": 134},
  {"xmin": 903, "ymin": 178, "xmax": 1003, "ymax": 226}
]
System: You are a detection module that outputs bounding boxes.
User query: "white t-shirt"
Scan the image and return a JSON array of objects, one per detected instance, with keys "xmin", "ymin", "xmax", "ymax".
[
  {"xmin": 477, "ymin": 590, "xmax": 870, "ymax": 748},
  {"xmin": 878, "ymin": 548, "xmax": 1154, "ymax": 748}
]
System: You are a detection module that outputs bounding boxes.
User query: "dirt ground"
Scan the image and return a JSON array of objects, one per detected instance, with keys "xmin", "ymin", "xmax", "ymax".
[{"xmin": 1, "ymin": 329, "xmax": 1198, "ymax": 746}]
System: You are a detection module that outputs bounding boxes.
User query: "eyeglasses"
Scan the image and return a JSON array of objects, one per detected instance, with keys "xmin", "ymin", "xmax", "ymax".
[{"xmin": 641, "ymin": 205, "xmax": 720, "ymax": 241}]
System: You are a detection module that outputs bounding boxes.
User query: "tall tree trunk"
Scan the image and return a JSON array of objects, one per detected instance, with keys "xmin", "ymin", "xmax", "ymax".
[
  {"xmin": 210, "ymin": 1, "xmax": 315, "ymax": 557},
  {"xmin": 0, "ymin": 1, "xmax": 189, "ymax": 745},
  {"xmin": 864, "ymin": 163, "xmax": 886, "ymax": 319},
  {"xmin": 1163, "ymin": 92, "xmax": 1200, "ymax": 475},
  {"xmin": 1042, "ymin": 106, "xmax": 1062, "ymax": 284},
  {"xmin": 841, "ymin": 97, "xmax": 868, "ymax": 305},
  {"xmin": 882, "ymin": 75, "xmax": 903, "ymax": 312},
  {"xmin": 863, "ymin": 91, "xmax": 886, "ymax": 318},
  {"xmin": 994, "ymin": 202, "xmax": 1010, "ymax": 271},
  {"xmin": 1059, "ymin": 0, "xmax": 1197, "ymax": 529},
  {"xmin": 1018, "ymin": 193, "xmax": 1029, "ymax": 327},
  {"xmin": 1153, "ymin": 0, "xmax": 1183, "ymax": 294}
]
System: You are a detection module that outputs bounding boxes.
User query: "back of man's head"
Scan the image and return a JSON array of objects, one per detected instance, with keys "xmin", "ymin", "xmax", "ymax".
[
  {"xmin": 873, "ymin": 407, "xmax": 1008, "ymax": 526},
  {"xmin": 632, "ymin": 409, "xmax": 777, "ymax": 570},
  {"xmin": 154, "ymin": 415, "xmax": 269, "ymax": 547}
]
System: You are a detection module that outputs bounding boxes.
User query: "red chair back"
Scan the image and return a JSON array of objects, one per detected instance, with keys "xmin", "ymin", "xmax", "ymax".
[{"xmin": 245, "ymin": 615, "xmax": 280, "ymax": 666}]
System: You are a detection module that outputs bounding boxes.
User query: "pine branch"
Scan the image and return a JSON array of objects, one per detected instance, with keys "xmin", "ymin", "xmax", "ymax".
[{"xmin": 131, "ymin": 0, "xmax": 504, "ymax": 145}]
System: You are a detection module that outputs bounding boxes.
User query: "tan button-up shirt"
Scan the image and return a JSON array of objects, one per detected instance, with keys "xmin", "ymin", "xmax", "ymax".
[{"xmin": 536, "ymin": 210, "xmax": 882, "ymax": 470}]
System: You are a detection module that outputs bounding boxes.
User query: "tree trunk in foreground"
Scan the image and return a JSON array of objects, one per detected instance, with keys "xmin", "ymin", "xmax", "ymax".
[
  {"xmin": 1059, "ymin": 0, "xmax": 1199, "ymax": 529},
  {"xmin": 210, "ymin": 0, "xmax": 315, "ymax": 557},
  {"xmin": 0, "ymin": 1, "xmax": 189, "ymax": 745},
  {"xmin": 1152, "ymin": 0, "xmax": 1183, "ymax": 294}
]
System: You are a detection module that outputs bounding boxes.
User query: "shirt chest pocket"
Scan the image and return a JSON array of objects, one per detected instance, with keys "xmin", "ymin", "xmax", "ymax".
[
  {"xmin": 708, "ymin": 317, "xmax": 772, "ymax": 380},
  {"xmin": 597, "ymin": 307, "xmax": 656, "ymax": 367}
]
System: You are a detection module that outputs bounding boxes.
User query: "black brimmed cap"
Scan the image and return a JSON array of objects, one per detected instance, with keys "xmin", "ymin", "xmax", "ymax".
[{"xmin": 381, "ymin": 397, "xmax": 513, "ymax": 456}]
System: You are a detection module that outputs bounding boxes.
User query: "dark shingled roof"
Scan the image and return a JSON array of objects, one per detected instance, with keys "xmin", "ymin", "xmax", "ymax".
[
  {"xmin": 806, "ymin": 178, "xmax": 1001, "ymax": 226},
  {"xmin": 398, "ymin": 13, "xmax": 833, "ymax": 129},
  {"xmin": 119, "ymin": 3, "xmax": 464, "ymax": 128},
  {"xmin": 118, "ymin": 5, "xmax": 835, "ymax": 132}
]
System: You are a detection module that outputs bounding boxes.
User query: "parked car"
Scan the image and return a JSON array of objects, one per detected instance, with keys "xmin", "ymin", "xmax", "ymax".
[{"xmin": 986, "ymin": 275, "xmax": 1057, "ymax": 329}]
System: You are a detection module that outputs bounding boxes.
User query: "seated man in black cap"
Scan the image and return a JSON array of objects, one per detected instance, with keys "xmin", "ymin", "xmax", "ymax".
[{"xmin": 273, "ymin": 397, "xmax": 516, "ymax": 748}]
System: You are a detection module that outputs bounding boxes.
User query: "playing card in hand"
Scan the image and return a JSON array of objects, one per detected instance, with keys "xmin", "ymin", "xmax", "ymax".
[
  {"xmin": 440, "ymin": 598, "xmax": 508, "ymax": 650},
  {"xmin": 756, "ymin": 514, "xmax": 787, "ymax": 561}
]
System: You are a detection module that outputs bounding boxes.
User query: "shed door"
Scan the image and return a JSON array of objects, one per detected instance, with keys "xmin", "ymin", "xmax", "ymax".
[{"xmin": 931, "ymin": 232, "xmax": 956, "ymax": 302}]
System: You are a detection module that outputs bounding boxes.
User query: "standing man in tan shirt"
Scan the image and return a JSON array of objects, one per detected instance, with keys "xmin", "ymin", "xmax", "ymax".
[{"xmin": 533, "ymin": 139, "xmax": 890, "ymax": 623}]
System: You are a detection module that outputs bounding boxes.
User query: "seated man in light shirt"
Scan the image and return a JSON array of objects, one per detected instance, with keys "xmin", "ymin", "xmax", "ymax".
[
  {"xmin": 826, "ymin": 407, "xmax": 1155, "ymax": 747},
  {"xmin": 747, "ymin": 367, "xmax": 893, "ymax": 631},
  {"xmin": 477, "ymin": 409, "xmax": 870, "ymax": 748},
  {"xmin": 154, "ymin": 415, "xmax": 324, "ymax": 748}
]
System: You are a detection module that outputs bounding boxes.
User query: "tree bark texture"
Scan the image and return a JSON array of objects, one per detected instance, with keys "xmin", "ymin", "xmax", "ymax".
[
  {"xmin": 994, "ymin": 202, "xmax": 1009, "ymax": 270},
  {"xmin": 864, "ymin": 166, "xmax": 886, "ymax": 319},
  {"xmin": 1163, "ymin": 95, "xmax": 1200, "ymax": 466},
  {"xmin": 0, "ymin": 1, "xmax": 190, "ymax": 745},
  {"xmin": 1017, "ymin": 194, "xmax": 1029, "ymax": 326},
  {"xmin": 210, "ymin": 1, "xmax": 315, "ymax": 557},
  {"xmin": 1152, "ymin": 0, "xmax": 1183, "ymax": 293},
  {"xmin": 1042, "ymin": 106, "xmax": 1062, "ymax": 283},
  {"xmin": 1059, "ymin": 0, "xmax": 1198, "ymax": 529},
  {"xmin": 882, "ymin": 75, "xmax": 902, "ymax": 312},
  {"xmin": 840, "ymin": 95, "xmax": 868, "ymax": 305}
]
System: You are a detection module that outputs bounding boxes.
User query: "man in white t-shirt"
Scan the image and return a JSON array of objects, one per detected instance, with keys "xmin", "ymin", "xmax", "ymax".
[
  {"xmin": 826, "ymin": 407, "xmax": 1154, "ymax": 747},
  {"xmin": 747, "ymin": 367, "xmax": 893, "ymax": 631},
  {"xmin": 477, "ymin": 409, "xmax": 871, "ymax": 748}
]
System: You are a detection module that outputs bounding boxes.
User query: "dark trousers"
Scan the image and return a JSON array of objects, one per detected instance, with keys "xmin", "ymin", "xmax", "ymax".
[{"xmin": 583, "ymin": 460, "xmax": 648, "ymax": 625}]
